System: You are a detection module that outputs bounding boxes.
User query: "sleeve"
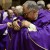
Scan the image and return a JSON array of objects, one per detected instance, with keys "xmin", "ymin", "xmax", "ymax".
[
  {"xmin": 27, "ymin": 23, "xmax": 49, "ymax": 38},
  {"xmin": 21, "ymin": 25, "xmax": 49, "ymax": 50},
  {"xmin": 0, "ymin": 24, "xmax": 7, "ymax": 35},
  {"xmin": 3, "ymin": 12, "xmax": 8, "ymax": 20}
]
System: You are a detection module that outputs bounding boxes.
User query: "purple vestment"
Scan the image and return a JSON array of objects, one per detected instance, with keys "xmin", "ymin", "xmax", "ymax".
[{"xmin": 13, "ymin": 10, "xmax": 50, "ymax": 50}]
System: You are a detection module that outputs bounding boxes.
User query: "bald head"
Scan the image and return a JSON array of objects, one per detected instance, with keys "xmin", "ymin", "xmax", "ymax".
[
  {"xmin": 11, "ymin": 6, "xmax": 15, "ymax": 11},
  {"xmin": 8, "ymin": 9, "xmax": 14, "ymax": 17},
  {"xmin": 8, "ymin": 9, "xmax": 13, "ymax": 13},
  {"xmin": 47, "ymin": 4, "xmax": 50, "ymax": 10}
]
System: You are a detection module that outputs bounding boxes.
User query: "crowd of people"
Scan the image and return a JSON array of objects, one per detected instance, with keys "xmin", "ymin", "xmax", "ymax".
[{"xmin": 0, "ymin": 0, "xmax": 50, "ymax": 50}]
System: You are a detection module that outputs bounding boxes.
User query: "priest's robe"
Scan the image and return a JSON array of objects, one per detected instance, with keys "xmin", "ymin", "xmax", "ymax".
[
  {"xmin": 13, "ymin": 10, "xmax": 50, "ymax": 50},
  {"xmin": 9, "ymin": 16, "xmax": 24, "ymax": 50},
  {"xmin": 20, "ymin": 14, "xmax": 50, "ymax": 50},
  {"xmin": 2, "ymin": 15, "xmax": 16, "ymax": 50},
  {"xmin": 2, "ymin": 15, "xmax": 17, "ymax": 50},
  {"xmin": 0, "ymin": 10, "xmax": 7, "ymax": 50}
]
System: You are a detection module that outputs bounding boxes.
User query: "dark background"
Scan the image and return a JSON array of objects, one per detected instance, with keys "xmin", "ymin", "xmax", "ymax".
[{"xmin": 12, "ymin": 0, "xmax": 50, "ymax": 6}]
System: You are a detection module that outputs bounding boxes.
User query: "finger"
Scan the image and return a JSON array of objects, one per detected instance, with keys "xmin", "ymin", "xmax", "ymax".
[{"xmin": 17, "ymin": 20, "xmax": 21, "ymax": 22}]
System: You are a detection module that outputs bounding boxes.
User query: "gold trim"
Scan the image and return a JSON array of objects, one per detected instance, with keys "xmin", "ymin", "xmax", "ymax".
[{"xmin": 28, "ymin": 32, "xmax": 48, "ymax": 50}]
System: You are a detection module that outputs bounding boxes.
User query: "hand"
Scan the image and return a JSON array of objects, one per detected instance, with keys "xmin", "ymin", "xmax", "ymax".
[
  {"xmin": 21, "ymin": 20, "xmax": 31, "ymax": 27},
  {"xmin": 13, "ymin": 20, "xmax": 20, "ymax": 30},
  {"xmin": 22, "ymin": 20, "xmax": 37, "ymax": 31},
  {"xmin": 7, "ymin": 22, "xmax": 13, "ymax": 28}
]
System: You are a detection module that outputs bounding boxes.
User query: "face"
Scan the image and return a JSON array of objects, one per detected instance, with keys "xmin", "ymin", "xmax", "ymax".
[
  {"xmin": 8, "ymin": 10, "xmax": 14, "ymax": 18},
  {"xmin": 13, "ymin": 9, "xmax": 18, "ymax": 16},
  {"xmin": 23, "ymin": 6, "xmax": 38, "ymax": 21},
  {"xmin": 0, "ymin": 10, "xmax": 2, "ymax": 13},
  {"xmin": 11, "ymin": 7, "xmax": 15, "ymax": 11}
]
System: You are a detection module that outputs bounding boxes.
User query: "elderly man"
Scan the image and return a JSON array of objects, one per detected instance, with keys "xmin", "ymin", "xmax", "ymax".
[
  {"xmin": 12, "ymin": 5, "xmax": 24, "ymax": 30},
  {"xmin": 9, "ymin": 6, "xmax": 24, "ymax": 50},
  {"xmin": 1, "ymin": 9, "xmax": 15, "ymax": 50},
  {"xmin": 0, "ymin": 5, "xmax": 13, "ymax": 50},
  {"xmin": 3, "ymin": 9, "xmax": 23, "ymax": 50},
  {"xmin": 16, "ymin": 5, "xmax": 23, "ymax": 16},
  {"xmin": 13, "ymin": 1, "xmax": 50, "ymax": 50},
  {"xmin": 2, "ymin": 9, "xmax": 17, "ymax": 50},
  {"xmin": 21, "ymin": 1, "xmax": 50, "ymax": 50}
]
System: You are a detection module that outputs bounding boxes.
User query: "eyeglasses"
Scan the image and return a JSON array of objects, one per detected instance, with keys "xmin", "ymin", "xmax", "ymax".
[
  {"xmin": 23, "ymin": 10, "xmax": 38, "ymax": 16},
  {"xmin": 23, "ymin": 10, "xmax": 32, "ymax": 16}
]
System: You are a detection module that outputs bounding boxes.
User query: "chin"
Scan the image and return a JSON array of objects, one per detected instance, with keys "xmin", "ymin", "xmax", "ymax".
[{"xmin": 27, "ymin": 18, "xmax": 34, "ymax": 22}]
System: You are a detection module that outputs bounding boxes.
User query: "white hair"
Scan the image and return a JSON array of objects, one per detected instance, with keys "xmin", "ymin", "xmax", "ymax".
[
  {"xmin": 23, "ymin": 1, "xmax": 38, "ymax": 11},
  {"xmin": 16, "ymin": 5, "xmax": 23, "ymax": 15},
  {"xmin": 11, "ymin": 6, "xmax": 15, "ymax": 9},
  {"xmin": 37, "ymin": 0, "xmax": 45, "ymax": 6},
  {"xmin": 23, "ymin": 1, "xmax": 37, "ymax": 7}
]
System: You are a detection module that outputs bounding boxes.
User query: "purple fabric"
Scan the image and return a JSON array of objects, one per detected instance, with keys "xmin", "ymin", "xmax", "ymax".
[
  {"xmin": 38, "ymin": 9, "xmax": 46, "ymax": 18},
  {"xmin": 0, "ymin": 35, "xmax": 10, "ymax": 50},
  {"xmin": 12, "ymin": 10, "xmax": 50, "ymax": 50},
  {"xmin": 20, "ymin": 13, "xmax": 50, "ymax": 50},
  {"xmin": 2, "ymin": 15, "xmax": 16, "ymax": 35},
  {"xmin": 1, "ymin": 15, "xmax": 15, "ymax": 50},
  {"xmin": 0, "ymin": 24, "xmax": 8, "ymax": 50},
  {"xmin": 2, "ymin": 15, "xmax": 24, "ymax": 50},
  {"xmin": 9, "ymin": 16, "xmax": 24, "ymax": 50},
  {"xmin": 0, "ymin": 24, "xmax": 7, "ymax": 35},
  {"xmin": 0, "ymin": 10, "xmax": 4, "ymax": 24}
]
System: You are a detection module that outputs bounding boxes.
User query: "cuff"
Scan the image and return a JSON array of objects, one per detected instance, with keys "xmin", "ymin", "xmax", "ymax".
[{"xmin": 28, "ymin": 24, "xmax": 37, "ymax": 32}]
